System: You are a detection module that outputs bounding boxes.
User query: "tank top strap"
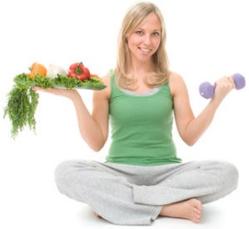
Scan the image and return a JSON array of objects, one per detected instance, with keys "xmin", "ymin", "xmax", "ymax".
[
  {"xmin": 109, "ymin": 69, "xmax": 116, "ymax": 90},
  {"xmin": 109, "ymin": 69, "xmax": 123, "ymax": 98}
]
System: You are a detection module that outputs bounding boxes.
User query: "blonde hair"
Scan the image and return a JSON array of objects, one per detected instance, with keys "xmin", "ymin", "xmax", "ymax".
[{"xmin": 115, "ymin": 2, "xmax": 169, "ymax": 90}]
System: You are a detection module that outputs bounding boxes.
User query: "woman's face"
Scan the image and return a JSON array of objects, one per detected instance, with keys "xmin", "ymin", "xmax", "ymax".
[{"xmin": 127, "ymin": 13, "xmax": 161, "ymax": 64}]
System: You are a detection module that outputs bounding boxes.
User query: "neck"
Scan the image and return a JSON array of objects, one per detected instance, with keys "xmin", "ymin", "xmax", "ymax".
[{"xmin": 128, "ymin": 58, "xmax": 155, "ymax": 77}]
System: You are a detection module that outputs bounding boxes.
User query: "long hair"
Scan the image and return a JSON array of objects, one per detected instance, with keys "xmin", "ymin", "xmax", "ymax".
[{"xmin": 115, "ymin": 2, "xmax": 169, "ymax": 90}]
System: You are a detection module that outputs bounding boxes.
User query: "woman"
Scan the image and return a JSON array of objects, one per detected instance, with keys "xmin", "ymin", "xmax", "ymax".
[{"xmin": 34, "ymin": 2, "xmax": 238, "ymax": 225}]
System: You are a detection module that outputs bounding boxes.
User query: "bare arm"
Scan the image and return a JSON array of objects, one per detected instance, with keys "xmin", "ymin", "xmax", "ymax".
[
  {"xmin": 170, "ymin": 73, "xmax": 234, "ymax": 145},
  {"xmin": 33, "ymin": 77, "xmax": 109, "ymax": 151},
  {"xmin": 71, "ymin": 89, "xmax": 109, "ymax": 151}
]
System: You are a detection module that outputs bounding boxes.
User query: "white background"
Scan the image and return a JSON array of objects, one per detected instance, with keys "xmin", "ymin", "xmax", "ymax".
[{"xmin": 0, "ymin": 0, "xmax": 248, "ymax": 228}]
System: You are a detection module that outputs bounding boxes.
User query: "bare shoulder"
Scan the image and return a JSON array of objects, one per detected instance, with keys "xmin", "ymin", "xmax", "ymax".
[
  {"xmin": 168, "ymin": 71, "xmax": 185, "ymax": 85},
  {"xmin": 93, "ymin": 74, "xmax": 111, "ymax": 100},
  {"xmin": 168, "ymin": 71, "xmax": 187, "ymax": 96}
]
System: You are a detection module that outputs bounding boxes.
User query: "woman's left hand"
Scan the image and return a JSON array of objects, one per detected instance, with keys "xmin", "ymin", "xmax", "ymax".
[{"xmin": 213, "ymin": 76, "xmax": 235, "ymax": 102}]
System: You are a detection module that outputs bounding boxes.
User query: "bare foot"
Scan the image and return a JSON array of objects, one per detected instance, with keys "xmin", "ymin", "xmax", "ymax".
[{"xmin": 160, "ymin": 199, "xmax": 202, "ymax": 223}]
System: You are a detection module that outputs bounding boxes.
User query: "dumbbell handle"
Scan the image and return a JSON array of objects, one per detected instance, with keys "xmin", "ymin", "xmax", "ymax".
[{"xmin": 199, "ymin": 73, "xmax": 246, "ymax": 99}]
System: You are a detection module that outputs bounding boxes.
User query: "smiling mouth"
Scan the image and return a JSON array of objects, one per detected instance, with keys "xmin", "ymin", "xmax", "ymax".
[{"xmin": 138, "ymin": 47, "xmax": 152, "ymax": 54}]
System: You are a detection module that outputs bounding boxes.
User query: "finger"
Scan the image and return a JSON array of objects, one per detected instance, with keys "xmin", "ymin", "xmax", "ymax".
[
  {"xmin": 217, "ymin": 77, "xmax": 234, "ymax": 88},
  {"xmin": 228, "ymin": 76, "xmax": 235, "ymax": 88},
  {"xmin": 32, "ymin": 87, "xmax": 53, "ymax": 93},
  {"xmin": 32, "ymin": 86, "xmax": 42, "ymax": 91}
]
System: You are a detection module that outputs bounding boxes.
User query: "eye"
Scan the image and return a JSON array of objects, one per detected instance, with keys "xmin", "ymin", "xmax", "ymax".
[
  {"xmin": 152, "ymin": 32, "xmax": 160, "ymax": 37},
  {"xmin": 135, "ymin": 30, "xmax": 144, "ymax": 35}
]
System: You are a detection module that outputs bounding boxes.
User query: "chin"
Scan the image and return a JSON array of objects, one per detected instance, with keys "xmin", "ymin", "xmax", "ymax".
[{"xmin": 136, "ymin": 54, "xmax": 152, "ymax": 63}]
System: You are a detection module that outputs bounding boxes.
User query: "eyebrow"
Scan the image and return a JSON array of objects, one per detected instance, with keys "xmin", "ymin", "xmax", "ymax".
[{"xmin": 135, "ymin": 28, "xmax": 161, "ymax": 32}]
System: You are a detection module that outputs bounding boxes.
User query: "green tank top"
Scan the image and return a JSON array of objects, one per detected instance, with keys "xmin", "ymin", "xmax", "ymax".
[{"xmin": 106, "ymin": 71, "xmax": 182, "ymax": 166}]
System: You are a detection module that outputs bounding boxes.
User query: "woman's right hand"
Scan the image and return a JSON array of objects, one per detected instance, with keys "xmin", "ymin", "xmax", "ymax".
[{"xmin": 32, "ymin": 87, "xmax": 80, "ymax": 100}]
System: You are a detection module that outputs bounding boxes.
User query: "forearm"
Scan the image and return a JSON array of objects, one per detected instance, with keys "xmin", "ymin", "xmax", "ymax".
[
  {"xmin": 173, "ymin": 74, "xmax": 234, "ymax": 146},
  {"xmin": 71, "ymin": 94, "xmax": 104, "ymax": 151},
  {"xmin": 184, "ymin": 98, "xmax": 222, "ymax": 145}
]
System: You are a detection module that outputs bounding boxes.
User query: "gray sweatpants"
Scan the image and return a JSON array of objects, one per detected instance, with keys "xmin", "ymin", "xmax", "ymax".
[{"xmin": 54, "ymin": 160, "xmax": 238, "ymax": 225}]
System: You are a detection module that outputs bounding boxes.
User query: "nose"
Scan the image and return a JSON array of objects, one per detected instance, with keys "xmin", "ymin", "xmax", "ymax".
[{"xmin": 143, "ymin": 34, "xmax": 152, "ymax": 45}]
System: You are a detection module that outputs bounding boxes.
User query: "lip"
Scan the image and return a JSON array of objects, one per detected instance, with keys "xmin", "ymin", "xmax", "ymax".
[{"xmin": 138, "ymin": 47, "xmax": 152, "ymax": 54}]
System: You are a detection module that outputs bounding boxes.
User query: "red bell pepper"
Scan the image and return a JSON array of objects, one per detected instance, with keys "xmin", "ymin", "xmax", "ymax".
[{"xmin": 68, "ymin": 62, "xmax": 90, "ymax": 80}]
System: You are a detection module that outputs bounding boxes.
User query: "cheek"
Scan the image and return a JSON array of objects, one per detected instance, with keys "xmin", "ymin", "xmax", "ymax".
[
  {"xmin": 128, "ymin": 35, "xmax": 142, "ymax": 47},
  {"xmin": 153, "ymin": 38, "xmax": 161, "ymax": 50},
  {"xmin": 154, "ymin": 37, "xmax": 161, "ymax": 45}
]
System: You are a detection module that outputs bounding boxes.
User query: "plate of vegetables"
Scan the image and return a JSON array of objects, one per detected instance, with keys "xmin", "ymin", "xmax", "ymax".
[{"xmin": 4, "ymin": 62, "xmax": 106, "ymax": 137}]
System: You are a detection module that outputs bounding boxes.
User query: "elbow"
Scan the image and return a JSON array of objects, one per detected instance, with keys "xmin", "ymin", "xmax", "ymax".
[
  {"xmin": 184, "ymin": 139, "xmax": 196, "ymax": 146},
  {"xmin": 182, "ymin": 135, "xmax": 198, "ymax": 146},
  {"xmin": 80, "ymin": 134, "xmax": 106, "ymax": 152},
  {"xmin": 89, "ymin": 139, "xmax": 106, "ymax": 152},
  {"xmin": 91, "ymin": 144, "xmax": 104, "ymax": 152},
  {"xmin": 180, "ymin": 128, "xmax": 200, "ymax": 146}
]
